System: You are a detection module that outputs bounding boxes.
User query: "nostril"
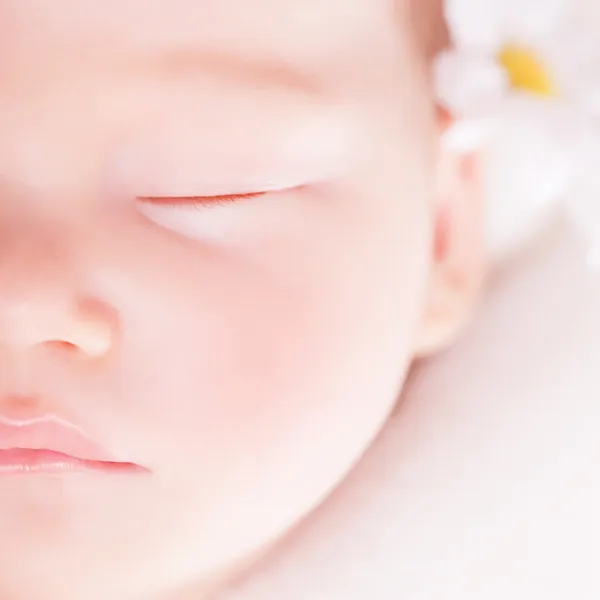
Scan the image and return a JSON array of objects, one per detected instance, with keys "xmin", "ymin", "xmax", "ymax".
[{"xmin": 42, "ymin": 340, "xmax": 81, "ymax": 354}]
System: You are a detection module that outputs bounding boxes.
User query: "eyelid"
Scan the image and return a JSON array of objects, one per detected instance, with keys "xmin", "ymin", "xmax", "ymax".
[
  {"xmin": 138, "ymin": 191, "xmax": 268, "ymax": 206},
  {"xmin": 114, "ymin": 111, "xmax": 358, "ymax": 199}
]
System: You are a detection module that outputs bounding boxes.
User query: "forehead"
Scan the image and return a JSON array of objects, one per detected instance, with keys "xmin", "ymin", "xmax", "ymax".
[
  {"xmin": 0, "ymin": 1, "xmax": 425, "ymax": 193},
  {"xmin": 5, "ymin": 1, "xmax": 405, "ymax": 72}
]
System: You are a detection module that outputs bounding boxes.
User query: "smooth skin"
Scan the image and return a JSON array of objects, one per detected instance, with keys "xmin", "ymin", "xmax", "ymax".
[{"xmin": 0, "ymin": 1, "xmax": 482, "ymax": 598}]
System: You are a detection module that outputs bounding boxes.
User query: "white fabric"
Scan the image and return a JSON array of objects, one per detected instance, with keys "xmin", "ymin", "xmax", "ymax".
[{"xmin": 221, "ymin": 222, "xmax": 600, "ymax": 600}]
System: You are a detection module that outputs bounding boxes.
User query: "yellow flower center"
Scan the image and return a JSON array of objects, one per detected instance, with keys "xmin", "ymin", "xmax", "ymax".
[{"xmin": 498, "ymin": 44, "xmax": 556, "ymax": 97}]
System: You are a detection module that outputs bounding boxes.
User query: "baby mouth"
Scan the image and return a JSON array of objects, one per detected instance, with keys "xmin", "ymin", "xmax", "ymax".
[
  {"xmin": 0, "ymin": 413, "xmax": 146, "ymax": 475},
  {"xmin": 0, "ymin": 448, "xmax": 145, "ymax": 474}
]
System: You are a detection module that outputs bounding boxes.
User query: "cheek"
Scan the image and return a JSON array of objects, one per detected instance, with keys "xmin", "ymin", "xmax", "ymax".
[
  {"xmin": 85, "ymin": 168, "xmax": 432, "ymax": 565},
  {"xmin": 130, "ymin": 196, "xmax": 426, "ymax": 444}
]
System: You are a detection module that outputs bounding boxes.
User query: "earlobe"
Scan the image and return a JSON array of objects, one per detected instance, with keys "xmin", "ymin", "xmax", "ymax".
[{"xmin": 414, "ymin": 107, "xmax": 486, "ymax": 357}]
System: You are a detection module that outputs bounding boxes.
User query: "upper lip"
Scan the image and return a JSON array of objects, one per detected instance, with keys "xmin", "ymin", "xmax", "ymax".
[{"xmin": 0, "ymin": 413, "xmax": 116, "ymax": 462}]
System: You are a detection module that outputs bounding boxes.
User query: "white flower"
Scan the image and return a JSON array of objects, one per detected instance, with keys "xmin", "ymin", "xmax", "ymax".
[{"xmin": 435, "ymin": 0, "xmax": 600, "ymax": 260}]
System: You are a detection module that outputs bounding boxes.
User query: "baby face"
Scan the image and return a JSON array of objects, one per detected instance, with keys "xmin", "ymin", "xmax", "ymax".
[{"xmin": 0, "ymin": 1, "xmax": 468, "ymax": 598}]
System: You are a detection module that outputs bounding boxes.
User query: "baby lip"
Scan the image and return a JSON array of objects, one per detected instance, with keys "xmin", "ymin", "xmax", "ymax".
[{"xmin": 0, "ymin": 413, "xmax": 121, "ymax": 463}]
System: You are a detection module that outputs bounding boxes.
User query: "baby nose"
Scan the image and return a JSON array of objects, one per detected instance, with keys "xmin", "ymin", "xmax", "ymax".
[
  {"xmin": 5, "ymin": 300, "xmax": 116, "ymax": 358},
  {"xmin": 0, "ymin": 223, "xmax": 118, "ymax": 359}
]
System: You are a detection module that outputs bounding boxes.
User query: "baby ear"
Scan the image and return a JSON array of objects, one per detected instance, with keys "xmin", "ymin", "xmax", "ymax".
[{"xmin": 414, "ymin": 107, "xmax": 486, "ymax": 356}]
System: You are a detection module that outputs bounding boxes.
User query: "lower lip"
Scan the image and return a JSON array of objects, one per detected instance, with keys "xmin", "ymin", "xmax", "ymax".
[{"xmin": 0, "ymin": 448, "xmax": 143, "ymax": 475}]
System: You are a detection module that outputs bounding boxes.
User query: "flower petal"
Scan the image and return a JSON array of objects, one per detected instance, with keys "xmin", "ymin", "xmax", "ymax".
[
  {"xmin": 509, "ymin": 0, "xmax": 569, "ymax": 41},
  {"xmin": 566, "ymin": 170, "xmax": 600, "ymax": 270},
  {"xmin": 483, "ymin": 97, "xmax": 584, "ymax": 258},
  {"xmin": 435, "ymin": 50, "xmax": 509, "ymax": 116},
  {"xmin": 563, "ymin": 127, "xmax": 600, "ymax": 267},
  {"xmin": 444, "ymin": 0, "xmax": 507, "ymax": 48},
  {"xmin": 584, "ymin": 87, "xmax": 600, "ymax": 116},
  {"xmin": 560, "ymin": 0, "xmax": 600, "ymax": 32},
  {"xmin": 445, "ymin": 0, "xmax": 570, "ymax": 48},
  {"xmin": 443, "ymin": 118, "xmax": 497, "ymax": 153},
  {"xmin": 536, "ymin": 32, "xmax": 598, "ymax": 105}
]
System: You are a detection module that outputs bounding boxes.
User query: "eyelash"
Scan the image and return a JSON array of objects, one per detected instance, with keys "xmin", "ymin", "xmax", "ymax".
[{"xmin": 139, "ymin": 192, "xmax": 267, "ymax": 207}]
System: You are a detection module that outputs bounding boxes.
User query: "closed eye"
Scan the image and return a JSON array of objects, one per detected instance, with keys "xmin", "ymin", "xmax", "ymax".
[{"xmin": 138, "ymin": 192, "xmax": 268, "ymax": 207}]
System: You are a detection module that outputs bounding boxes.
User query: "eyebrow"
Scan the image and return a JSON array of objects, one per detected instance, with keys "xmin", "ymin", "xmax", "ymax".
[{"xmin": 147, "ymin": 48, "xmax": 324, "ymax": 98}]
